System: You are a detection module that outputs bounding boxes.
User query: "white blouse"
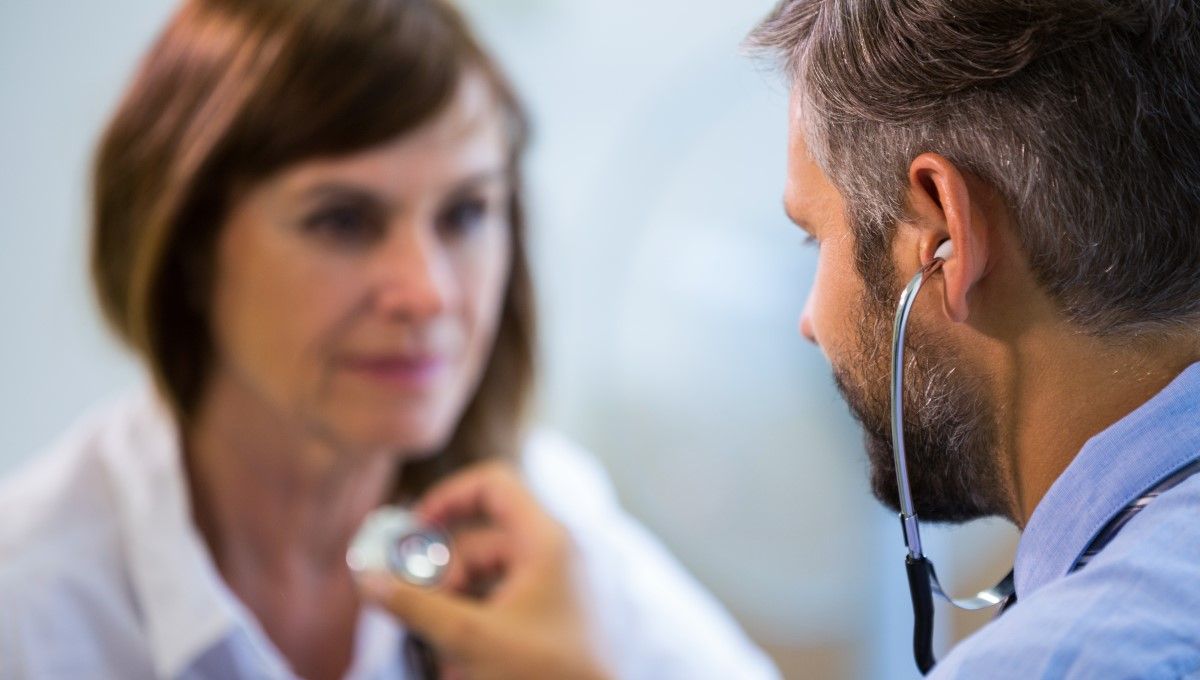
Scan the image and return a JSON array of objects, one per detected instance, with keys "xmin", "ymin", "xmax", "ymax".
[{"xmin": 0, "ymin": 388, "xmax": 779, "ymax": 680}]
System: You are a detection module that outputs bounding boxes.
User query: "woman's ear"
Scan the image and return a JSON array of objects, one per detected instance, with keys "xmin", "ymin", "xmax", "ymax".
[{"xmin": 906, "ymin": 153, "xmax": 990, "ymax": 324}]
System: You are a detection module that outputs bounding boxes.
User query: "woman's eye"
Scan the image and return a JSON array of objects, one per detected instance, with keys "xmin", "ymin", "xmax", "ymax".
[
  {"xmin": 438, "ymin": 197, "xmax": 489, "ymax": 236},
  {"xmin": 302, "ymin": 205, "xmax": 382, "ymax": 245}
]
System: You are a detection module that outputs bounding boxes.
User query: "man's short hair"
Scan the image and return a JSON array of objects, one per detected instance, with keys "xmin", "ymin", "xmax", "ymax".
[{"xmin": 751, "ymin": 0, "xmax": 1200, "ymax": 335}]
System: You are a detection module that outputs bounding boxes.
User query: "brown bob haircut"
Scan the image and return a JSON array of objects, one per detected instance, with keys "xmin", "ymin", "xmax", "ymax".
[{"xmin": 91, "ymin": 0, "xmax": 536, "ymax": 498}]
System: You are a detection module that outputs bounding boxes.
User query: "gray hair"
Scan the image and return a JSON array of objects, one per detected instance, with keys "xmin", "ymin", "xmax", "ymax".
[{"xmin": 750, "ymin": 0, "xmax": 1200, "ymax": 335}]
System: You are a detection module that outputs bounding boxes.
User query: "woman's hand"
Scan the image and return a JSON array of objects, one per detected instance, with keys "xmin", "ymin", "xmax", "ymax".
[{"xmin": 356, "ymin": 462, "xmax": 610, "ymax": 680}]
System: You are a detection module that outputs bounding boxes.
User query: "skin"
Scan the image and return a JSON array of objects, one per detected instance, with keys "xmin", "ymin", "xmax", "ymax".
[
  {"xmin": 361, "ymin": 463, "xmax": 611, "ymax": 680},
  {"xmin": 185, "ymin": 72, "xmax": 518, "ymax": 680}
]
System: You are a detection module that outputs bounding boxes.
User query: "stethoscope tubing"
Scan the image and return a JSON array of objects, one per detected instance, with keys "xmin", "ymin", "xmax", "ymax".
[{"xmin": 889, "ymin": 256, "xmax": 1014, "ymax": 674}]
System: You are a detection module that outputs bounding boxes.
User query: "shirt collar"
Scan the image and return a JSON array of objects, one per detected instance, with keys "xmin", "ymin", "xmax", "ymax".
[
  {"xmin": 99, "ymin": 385, "xmax": 407, "ymax": 679},
  {"xmin": 1014, "ymin": 361, "xmax": 1200, "ymax": 598},
  {"xmin": 98, "ymin": 386, "xmax": 249, "ymax": 678}
]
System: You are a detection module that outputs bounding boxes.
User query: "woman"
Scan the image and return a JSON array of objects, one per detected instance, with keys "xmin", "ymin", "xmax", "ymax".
[{"xmin": 0, "ymin": 1, "xmax": 778, "ymax": 679}]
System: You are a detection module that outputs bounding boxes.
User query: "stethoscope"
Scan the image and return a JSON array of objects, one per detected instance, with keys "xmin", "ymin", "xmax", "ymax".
[
  {"xmin": 890, "ymin": 240, "xmax": 1200, "ymax": 674},
  {"xmin": 346, "ymin": 506, "xmax": 453, "ymax": 587},
  {"xmin": 890, "ymin": 240, "xmax": 1016, "ymax": 674},
  {"xmin": 347, "ymin": 507, "xmax": 453, "ymax": 679}
]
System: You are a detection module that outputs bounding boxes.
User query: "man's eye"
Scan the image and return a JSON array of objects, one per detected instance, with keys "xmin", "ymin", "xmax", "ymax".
[
  {"xmin": 302, "ymin": 205, "xmax": 382, "ymax": 245},
  {"xmin": 438, "ymin": 197, "xmax": 489, "ymax": 236}
]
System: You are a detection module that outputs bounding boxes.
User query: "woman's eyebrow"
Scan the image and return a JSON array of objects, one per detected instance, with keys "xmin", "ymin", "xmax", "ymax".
[
  {"xmin": 299, "ymin": 182, "xmax": 382, "ymax": 205},
  {"xmin": 295, "ymin": 169, "xmax": 511, "ymax": 210},
  {"xmin": 449, "ymin": 167, "xmax": 511, "ymax": 193}
]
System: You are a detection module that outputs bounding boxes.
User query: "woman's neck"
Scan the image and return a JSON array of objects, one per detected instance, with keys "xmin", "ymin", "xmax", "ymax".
[{"xmin": 184, "ymin": 370, "xmax": 400, "ymax": 679}]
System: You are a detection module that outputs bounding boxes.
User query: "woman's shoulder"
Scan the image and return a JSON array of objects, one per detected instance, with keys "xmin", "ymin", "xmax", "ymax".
[
  {"xmin": 520, "ymin": 429, "xmax": 620, "ymax": 521},
  {"xmin": 0, "ymin": 387, "xmax": 177, "ymax": 594},
  {"xmin": 0, "ymin": 393, "xmax": 140, "ymax": 565},
  {"xmin": 0, "ymin": 390, "xmax": 165, "ymax": 677}
]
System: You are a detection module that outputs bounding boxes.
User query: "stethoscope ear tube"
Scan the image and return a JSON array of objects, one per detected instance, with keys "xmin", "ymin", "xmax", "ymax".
[
  {"xmin": 890, "ymin": 255, "xmax": 1014, "ymax": 674},
  {"xmin": 905, "ymin": 555, "xmax": 937, "ymax": 675}
]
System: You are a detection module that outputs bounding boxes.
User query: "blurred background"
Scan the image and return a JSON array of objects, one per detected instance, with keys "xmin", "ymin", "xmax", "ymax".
[{"xmin": 0, "ymin": 1, "xmax": 1017, "ymax": 677}]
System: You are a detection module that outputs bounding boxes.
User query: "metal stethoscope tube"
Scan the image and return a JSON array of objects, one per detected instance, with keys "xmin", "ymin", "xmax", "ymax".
[{"xmin": 890, "ymin": 251, "xmax": 1014, "ymax": 674}]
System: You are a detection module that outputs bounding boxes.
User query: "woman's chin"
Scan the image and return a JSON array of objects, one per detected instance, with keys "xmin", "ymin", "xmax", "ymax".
[
  {"xmin": 326, "ymin": 412, "xmax": 457, "ymax": 459},
  {"xmin": 297, "ymin": 392, "xmax": 464, "ymax": 457}
]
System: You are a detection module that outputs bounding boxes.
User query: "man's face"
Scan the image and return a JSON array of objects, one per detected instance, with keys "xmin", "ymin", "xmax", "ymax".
[{"xmin": 785, "ymin": 105, "xmax": 1010, "ymax": 523}]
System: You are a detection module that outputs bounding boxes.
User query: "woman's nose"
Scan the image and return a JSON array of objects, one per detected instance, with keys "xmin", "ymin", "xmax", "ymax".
[{"xmin": 374, "ymin": 227, "xmax": 451, "ymax": 319}]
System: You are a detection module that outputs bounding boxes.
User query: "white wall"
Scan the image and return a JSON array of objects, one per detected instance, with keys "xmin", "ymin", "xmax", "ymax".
[{"xmin": 0, "ymin": 1, "xmax": 173, "ymax": 470}]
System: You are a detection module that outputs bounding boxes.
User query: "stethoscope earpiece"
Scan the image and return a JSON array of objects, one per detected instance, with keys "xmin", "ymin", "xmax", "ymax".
[{"xmin": 934, "ymin": 239, "xmax": 954, "ymax": 262}]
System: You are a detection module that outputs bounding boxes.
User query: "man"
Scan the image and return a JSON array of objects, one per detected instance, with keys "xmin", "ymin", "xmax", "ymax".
[
  {"xmin": 743, "ymin": 0, "xmax": 1200, "ymax": 675},
  {"xmin": 360, "ymin": 1, "xmax": 1200, "ymax": 677}
]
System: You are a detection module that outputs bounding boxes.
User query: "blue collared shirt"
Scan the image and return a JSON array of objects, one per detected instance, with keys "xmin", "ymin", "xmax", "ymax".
[{"xmin": 932, "ymin": 362, "xmax": 1200, "ymax": 679}]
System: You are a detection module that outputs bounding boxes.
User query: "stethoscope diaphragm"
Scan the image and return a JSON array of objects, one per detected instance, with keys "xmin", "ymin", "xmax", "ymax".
[{"xmin": 347, "ymin": 506, "xmax": 452, "ymax": 587}]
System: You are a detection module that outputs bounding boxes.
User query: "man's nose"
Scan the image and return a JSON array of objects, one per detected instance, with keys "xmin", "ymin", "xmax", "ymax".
[{"xmin": 799, "ymin": 293, "xmax": 818, "ymax": 345}]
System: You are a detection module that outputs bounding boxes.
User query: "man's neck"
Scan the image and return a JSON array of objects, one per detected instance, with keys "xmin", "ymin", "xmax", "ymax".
[{"xmin": 1005, "ymin": 328, "xmax": 1200, "ymax": 526}]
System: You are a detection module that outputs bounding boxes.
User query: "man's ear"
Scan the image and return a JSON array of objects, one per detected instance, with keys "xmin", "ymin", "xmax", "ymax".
[{"xmin": 906, "ymin": 153, "xmax": 990, "ymax": 323}]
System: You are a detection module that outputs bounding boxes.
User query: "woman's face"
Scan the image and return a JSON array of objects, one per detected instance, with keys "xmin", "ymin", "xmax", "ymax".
[{"xmin": 209, "ymin": 73, "xmax": 513, "ymax": 456}]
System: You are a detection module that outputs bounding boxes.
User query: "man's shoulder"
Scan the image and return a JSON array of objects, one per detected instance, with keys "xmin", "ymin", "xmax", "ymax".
[
  {"xmin": 935, "ymin": 475, "xmax": 1200, "ymax": 679},
  {"xmin": 938, "ymin": 581, "xmax": 1200, "ymax": 678}
]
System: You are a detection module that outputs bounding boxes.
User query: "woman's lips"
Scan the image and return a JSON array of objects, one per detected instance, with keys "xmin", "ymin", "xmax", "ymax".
[{"xmin": 340, "ymin": 355, "xmax": 447, "ymax": 389}]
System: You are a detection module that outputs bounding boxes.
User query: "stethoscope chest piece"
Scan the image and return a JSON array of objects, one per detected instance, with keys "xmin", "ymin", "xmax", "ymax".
[{"xmin": 347, "ymin": 506, "xmax": 452, "ymax": 587}]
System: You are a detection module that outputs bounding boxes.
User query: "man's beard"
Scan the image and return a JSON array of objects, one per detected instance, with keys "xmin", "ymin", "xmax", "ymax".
[{"xmin": 831, "ymin": 279, "xmax": 1011, "ymax": 523}]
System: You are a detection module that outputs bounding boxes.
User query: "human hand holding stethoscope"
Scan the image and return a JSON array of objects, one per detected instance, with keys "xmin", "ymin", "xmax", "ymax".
[{"xmin": 352, "ymin": 462, "xmax": 612, "ymax": 680}]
